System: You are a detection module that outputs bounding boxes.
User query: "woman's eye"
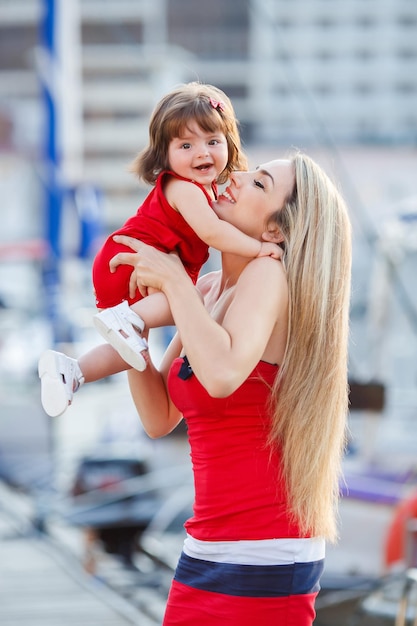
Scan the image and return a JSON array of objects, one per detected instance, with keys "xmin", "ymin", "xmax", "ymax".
[{"xmin": 254, "ymin": 179, "xmax": 264, "ymax": 189}]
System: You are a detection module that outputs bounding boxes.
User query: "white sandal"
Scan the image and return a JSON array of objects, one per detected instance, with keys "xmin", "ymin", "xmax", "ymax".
[
  {"xmin": 38, "ymin": 350, "xmax": 84, "ymax": 417},
  {"xmin": 93, "ymin": 301, "xmax": 148, "ymax": 371}
]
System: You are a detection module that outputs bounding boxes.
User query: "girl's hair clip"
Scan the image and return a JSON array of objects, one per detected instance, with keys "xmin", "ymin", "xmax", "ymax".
[{"xmin": 209, "ymin": 97, "xmax": 225, "ymax": 112}]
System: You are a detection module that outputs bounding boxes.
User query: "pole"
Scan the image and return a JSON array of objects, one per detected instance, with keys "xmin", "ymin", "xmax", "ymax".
[{"xmin": 38, "ymin": 0, "xmax": 83, "ymax": 345}]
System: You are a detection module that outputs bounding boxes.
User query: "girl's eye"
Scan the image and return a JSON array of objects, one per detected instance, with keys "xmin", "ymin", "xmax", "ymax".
[
  {"xmin": 254, "ymin": 179, "xmax": 264, "ymax": 189},
  {"xmin": 209, "ymin": 139, "xmax": 219, "ymax": 145},
  {"xmin": 181, "ymin": 143, "xmax": 191, "ymax": 149}
]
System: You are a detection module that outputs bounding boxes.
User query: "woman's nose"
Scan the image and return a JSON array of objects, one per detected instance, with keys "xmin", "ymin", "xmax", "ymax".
[{"xmin": 229, "ymin": 171, "xmax": 242, "ymax": 186}]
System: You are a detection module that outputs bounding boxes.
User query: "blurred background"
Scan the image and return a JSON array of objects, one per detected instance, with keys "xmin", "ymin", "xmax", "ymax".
[{"xmin": 0, "ymin": 1, "xmax": 417, "ymax": 623}]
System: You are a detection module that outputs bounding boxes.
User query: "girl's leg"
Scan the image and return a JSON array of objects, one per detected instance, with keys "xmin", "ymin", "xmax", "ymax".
[
  {"xmin": 130, "ymin": 291, "xmax": 174, "ymax": 328},
  {"xmin": 79, "ymin": 343, "xmax": 131, "ymax": 382}
]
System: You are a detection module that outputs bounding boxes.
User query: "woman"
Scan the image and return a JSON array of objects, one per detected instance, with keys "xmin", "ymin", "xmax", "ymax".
[{"xmin": 110, "ymin": 152, "xmax": 352, "ymax": 625}]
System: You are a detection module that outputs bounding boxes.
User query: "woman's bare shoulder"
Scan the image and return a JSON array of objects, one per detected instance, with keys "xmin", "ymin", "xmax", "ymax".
[
  {"xmin": 236, "ymin": 257, "xmax": 288, "ymax": 314},
  {"xmin": 241, "ymin": 255, "xmax": 287, "ymax": 285}
]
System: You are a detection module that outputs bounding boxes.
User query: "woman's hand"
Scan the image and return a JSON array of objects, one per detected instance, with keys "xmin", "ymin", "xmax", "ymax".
[
  {"xmin": 109, "ymin": 235, "xmax": 185, "ymax": 299},
  {"xmin": 109, "ymin": 235, "xmax": 145, "ymax": 297}
]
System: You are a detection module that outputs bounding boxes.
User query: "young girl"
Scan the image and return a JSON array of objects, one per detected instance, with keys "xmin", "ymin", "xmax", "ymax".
[{"xmin": 38, "ymin": 82, "xmax": 281, "ymax": 417}]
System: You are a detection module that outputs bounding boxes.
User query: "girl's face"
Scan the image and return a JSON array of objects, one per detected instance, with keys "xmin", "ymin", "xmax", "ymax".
[
  {"xmin": 215, "ymin": 160, "xmax": 295, "ymax": 239},
  {"xmin": 167, "ymin": 121, "xmax": 229, "ymax": 187}
]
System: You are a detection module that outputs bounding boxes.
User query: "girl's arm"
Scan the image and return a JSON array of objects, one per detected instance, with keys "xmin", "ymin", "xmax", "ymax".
[
  {"xmin": 111, "ymin": 237, "xmax": 287, "ymax": 397},
  {"xmin": 166, "ymin": 178, "xmax": 281, "ymax": 259},
  {"xmin": 127, "ymin": 332, "xmax": 183, "ymax": 438}
]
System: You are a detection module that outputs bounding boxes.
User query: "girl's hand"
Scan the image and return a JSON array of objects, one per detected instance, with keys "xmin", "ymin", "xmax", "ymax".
[
  {"xmin": 109, "ymin": 235, "xmax": 184, "ymax": 299},
  {"xmin": 257, "ymin": 242, "xmax": 283, "ymax": 260}
]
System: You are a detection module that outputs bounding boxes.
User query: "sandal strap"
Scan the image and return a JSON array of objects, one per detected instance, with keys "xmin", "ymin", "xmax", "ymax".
[{"xmin": 120, "ymin": 306, "xmax": 145, "ymax": 333}]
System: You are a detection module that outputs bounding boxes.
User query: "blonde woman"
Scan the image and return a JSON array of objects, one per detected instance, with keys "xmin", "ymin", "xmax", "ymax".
[{"xmin": 110, "ymin": 152, "xmax": 352, "ymax": 626}]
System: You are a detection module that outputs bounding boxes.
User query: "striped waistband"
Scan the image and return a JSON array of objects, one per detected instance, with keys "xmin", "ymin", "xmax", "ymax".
[{"xmin": 174, "ymin": 551, "xmax": 324, "ymax": 598}]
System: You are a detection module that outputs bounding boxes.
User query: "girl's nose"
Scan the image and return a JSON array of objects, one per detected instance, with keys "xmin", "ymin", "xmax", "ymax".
[{"xmin": 198, "ymin": 143, "xmax": 210, "ymax": 157}]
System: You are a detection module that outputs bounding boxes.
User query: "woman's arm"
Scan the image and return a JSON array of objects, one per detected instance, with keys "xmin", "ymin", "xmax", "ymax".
[
  {"xmin": 127, "ymin": 332, "xmax": 183, "ymax": 438},
  {"xmin": 111, "ymin": 236, "xmax": 287, "ymax": 397},
  {"xmin": 170, "ymin": 257, "xmax": 286, "ymax": 395},
  {"xmin": 167, "ymin": 179, "xmax": 281, "ymax": 259}
]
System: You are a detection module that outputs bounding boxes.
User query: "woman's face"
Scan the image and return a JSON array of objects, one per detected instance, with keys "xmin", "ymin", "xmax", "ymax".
[{"xmin": 215, "ymin": 160, "xmax": 294, "ymax": 239}]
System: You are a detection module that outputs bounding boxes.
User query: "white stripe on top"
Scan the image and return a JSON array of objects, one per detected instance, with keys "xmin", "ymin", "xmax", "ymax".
[{"xmin": 183, "ymin": 534, "xmax": 325, "ymax": 566}]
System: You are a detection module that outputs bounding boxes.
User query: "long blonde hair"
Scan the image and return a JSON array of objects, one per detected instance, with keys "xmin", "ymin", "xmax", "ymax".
[{"xmin": 269, "ymin": 152, "xmax": 352, "ymax": 542}]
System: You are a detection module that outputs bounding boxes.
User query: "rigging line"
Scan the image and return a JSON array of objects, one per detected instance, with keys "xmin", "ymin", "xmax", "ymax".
[{"xmin": 384, "ymin": 255, "xmax": 417, "ymax": 335}]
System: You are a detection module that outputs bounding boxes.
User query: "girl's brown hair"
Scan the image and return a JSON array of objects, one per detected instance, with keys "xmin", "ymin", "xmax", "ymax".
[{"xmin": 130, "ymin": 82, "xmax": 247, "ymax": 185}]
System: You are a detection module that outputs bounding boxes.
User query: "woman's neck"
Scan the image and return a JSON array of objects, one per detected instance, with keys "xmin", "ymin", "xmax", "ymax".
[{"xmin": 218, "ymin": 252, "xmax": 251, "ymax": 291}]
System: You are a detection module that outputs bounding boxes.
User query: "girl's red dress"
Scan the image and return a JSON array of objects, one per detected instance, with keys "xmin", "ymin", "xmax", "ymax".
[{"xmin": 92, "ymin": 171, "xmax": 213, "ymax": 308}]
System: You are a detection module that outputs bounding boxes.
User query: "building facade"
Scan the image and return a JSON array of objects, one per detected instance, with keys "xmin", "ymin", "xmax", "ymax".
[{"xmin": 0, "ymin": 0, "xmax": 416, "ymax": 219}]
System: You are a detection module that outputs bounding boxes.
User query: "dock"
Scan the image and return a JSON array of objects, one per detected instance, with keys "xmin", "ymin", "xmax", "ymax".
[{"xmin": 0, "ymin": 482, "xmax": 158, "ymax": 626}]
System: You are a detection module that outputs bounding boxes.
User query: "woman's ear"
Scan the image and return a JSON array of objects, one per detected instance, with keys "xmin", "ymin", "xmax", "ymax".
[{"xmin": 262, "ymin": 224, "xmax": 285, "ymax": 244}]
